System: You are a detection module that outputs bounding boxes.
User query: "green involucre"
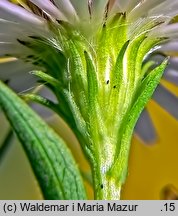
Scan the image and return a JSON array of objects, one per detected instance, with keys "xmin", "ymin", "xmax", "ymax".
[{"xmin": 14, "ymin": 14, "xmax": 169, "ymax": 199}]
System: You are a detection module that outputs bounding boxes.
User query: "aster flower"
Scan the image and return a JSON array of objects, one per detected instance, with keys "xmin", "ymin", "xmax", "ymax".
[{"xmin": 0, "ymin": 0, "xmax": 178, "ymax": 200}]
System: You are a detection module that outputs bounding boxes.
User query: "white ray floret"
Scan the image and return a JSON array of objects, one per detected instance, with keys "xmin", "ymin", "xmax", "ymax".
[
  {"xmin": 29, "ymin": 0, "xmax": 67, "ymax": 21},
  {"xmin": 114, "ymin": 0, "xmax": 130, "ymax": 11},
  {"xmin": 52, "ymin": 0, "xmax": 78, "ymax": 22},
  {"xmin": 69, "ymin": 0, "xmax": 90, "ymax": 21},
  {"xmin": 0, "ymin": 0, "xmax": 44, "ymax": 27},
  {"xmin": 126, "ymin": 0, "xmax": 142, "ymax": 12},
  {"xmin": 159, "ymin": 41, "xmax": 178, "ymax": 52},
  {"xmin": 129, "ymin": 0, "xmax": 166, "ymax": 20},
  {"xmin": 151, "ymin": 23, "xmax": 178, "ymax": 39},
  {"xmin": 148, "ymin": 0, "xmax": 178, "ymax": 18},
  {"xmin": 91, "ymin": 0, "xmax": 108, "ymax": 22}
]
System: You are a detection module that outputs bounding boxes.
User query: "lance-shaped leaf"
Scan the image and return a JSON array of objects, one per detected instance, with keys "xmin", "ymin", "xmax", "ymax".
[{"xmin": 0, "ymin": 80, "xmax": 86, "ymax": 200}]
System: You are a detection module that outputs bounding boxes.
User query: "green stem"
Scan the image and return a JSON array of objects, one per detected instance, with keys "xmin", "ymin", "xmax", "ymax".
[
  {"xmin": 92, "ymin": 138, "xmax": 130, "ymax": 200},
  {"xmin": 95, "ymin": 171, "xmax": 122, "ymax": 200}
]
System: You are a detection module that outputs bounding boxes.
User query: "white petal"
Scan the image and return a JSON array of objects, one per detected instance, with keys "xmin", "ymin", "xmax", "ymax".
[
  {"xmin": 0, "ymin": 59, "xmax": 33, "ymax": 79},
  {"xmin": 0, "ymin": 43, "xmax": 20, "ymax": 56},
  {"xmin": 0, "ymin": 42, "xmax": 30, "ymax": 57},
  {"xmin": 31, "ymin": 101, "xmax": 54, "ymax": 118},
  {"xmin": 162, "ymin": 23, "xmax": 178, "ymax": 38},
  {"xmin": 29, "ymin": 0, "xmax": 67, "ymax": 21},
  {"xmin": 0, "ymin": 20, "xmax": 29, "ymax": 38},
  {"xmin": 70, "ymin": 0, "xmax": 90, "ymax": 20},
  {"xmin": 0, "ymin": 34, "xmax": 17, "ymax": 43},
  {"xmin": 90, "ymin": 0, "xmax": 108, "ymax": 24},
  {"xmin": 159, "ymin": 41, "xmax": 178, "ymax": 52},
  {"xmin": 153, "ymin": 84, "xmax": 178, "ymax": 119},
  {"xmin": 109, "ymin": 0, "xmax": 120, "ymax": 13},
  {"xmin": 164, "ymin": 68, "xmax": 178, "ymax": 86},
  {"xmin": 154, "ymin": 23, "xmax": 178, "ymax": 39},
  {"xmin": 129, "ymin": 0, "xmax": 166, "ymax": 21},
  {"xmin": 53, "ymin": 0, "xmax": 78, "ymax": 22},
  {"xmin": 9, "ymin": 73, "xmax": 37, "ymax": 93},
  {"xmin": 135, "ymin": 109, "xmax": 157, "ymax": 144},
  {"xmin": 168, "ymin": 57, "xmax": 178, "ymax": 68},
  {"xmin": 128, "ymin": 16, "xmax": 165, "ymax": 39},
  {"xmin": 148, "ymin": 0, "xmax": 178, "ymax": 18},
  {"xmin": 0, "ymin": 0, "xmax": 44, "ymax": 26},
  {"xmin": 0, "ymin": 18, "xmax": 49, "ymax": 41},
  {"xmin": 0, "ymin": 20, "xmax": 34, "ymax": 41},
  {"xmin": 0, "ymin": 58, "xmax": 37, "ymax": 92},
  {"xmin": 114, "ymin": 0, "xmax": 130, "ymax": 12},
  {"xmin": 0, "ymin": 21, "xmax": 19, "ymax": 36},
  {"xmin": 163, "ymin": 57, "xmax": 178, "ymax": 86},
  {"xmin": 127, "ymin": 0, "xmax": 141, "ymax": 12}
]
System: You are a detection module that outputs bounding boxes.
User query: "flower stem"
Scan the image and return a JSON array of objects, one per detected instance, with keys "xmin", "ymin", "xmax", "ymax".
[
  {"xmin": 94, "ymin": 171, "xmax": 122, "ymax": 200},
  {"xmin": 92, "ymin": 137, "xmax": 131, "ymax": 200}
]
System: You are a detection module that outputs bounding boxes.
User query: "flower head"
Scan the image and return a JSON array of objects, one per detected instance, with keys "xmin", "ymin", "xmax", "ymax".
[{"xmin": 0, "ymin": 0, "xmax": 177, "ymax": 143}]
